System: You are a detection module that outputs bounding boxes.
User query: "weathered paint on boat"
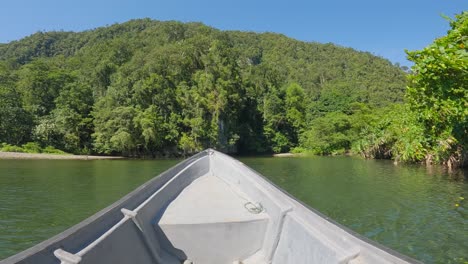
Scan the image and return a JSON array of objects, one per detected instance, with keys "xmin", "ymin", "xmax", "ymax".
[{"xmin": 1, "ymin": 149, "xmax": 420, "ymax": 264}]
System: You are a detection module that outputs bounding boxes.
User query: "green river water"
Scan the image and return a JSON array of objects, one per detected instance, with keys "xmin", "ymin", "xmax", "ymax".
[{"xmin": 0, "ymin": 156, "xmax": 467, "ymax": 263}]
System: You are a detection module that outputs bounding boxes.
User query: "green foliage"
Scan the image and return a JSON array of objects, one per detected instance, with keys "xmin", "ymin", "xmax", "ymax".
[
  {"xmin": 179, "ymin": 132, "xmax": 202, "ymax": 155},
  {"xmin": 92, "ymin": 106, "xmax": 138, "ymax": 155},
  {"xmin": 297, "ymin": 12, "xmax": 468, "ymax": 168},
  {"xmin": 51, "ymin": 81, "xmax": 94, "ymax": 153},
  {"xmin": 285, "ymin": 83, "xmax": 306, "ymax": 135},
  {"xmin": 352, "ymin": 104, "xmax": 427, "ymax": 162},
  {"xmin": 406, "ymin": 12, "xmax": 468, "ymax": 165},
  {"xmin": 0, "ymin": 105, "xmax": 33, "ymax": 145},
  {"xmin": 0, "ymin": 62, "xmax": 34, "ymax": 145},
  {"xmin": 0, "ymin": 142, "xmax": 68, "ymax": 154},
  {"xmin": 300, "ymin": 112, "xmax": 351, "ymax": 155},
  {"xmin": 21, "ymin": 142, "xmax": 42, "ymax": 153},
  {"xmin": 42, "ymin": 146, "xmax": 67, "ymax": 154},
  {"xmin": 1, "ymin": 144, "xmax": 25, "ymax": 153},
  {"xmin": 17, "ymin": 58, "xmax": 74, "ymax": 116},
  {"xmin": 298, "ymin": 103, "xmax": 430, "ymax": 163},
  {"xmin": 33, "ymin": 116, "xmax": 63, "ymax": 149},
  {"xmin": 0, "ymin": 19, "xmax": 406, "ymax": 156}
]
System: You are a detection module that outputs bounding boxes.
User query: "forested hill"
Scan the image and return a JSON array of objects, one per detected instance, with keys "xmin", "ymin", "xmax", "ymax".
[{"xmin": 0, "ymin": 19, "xmax": 406, "ymax": 156}]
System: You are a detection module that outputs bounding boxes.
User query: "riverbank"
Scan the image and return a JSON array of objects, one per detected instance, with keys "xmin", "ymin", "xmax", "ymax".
[
  {"xmin": 0, "ymin": 151, "xmax": 124, "ymax": 160},
  {"xmin": 273, "ymin": 152, "xmax": 306, "ymax": 157}
]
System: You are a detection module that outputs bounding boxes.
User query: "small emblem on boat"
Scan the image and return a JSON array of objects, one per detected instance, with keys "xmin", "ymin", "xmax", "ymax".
[{"xmin": 244, "ymin": 202, "xmax": 264, "ymax": 214}]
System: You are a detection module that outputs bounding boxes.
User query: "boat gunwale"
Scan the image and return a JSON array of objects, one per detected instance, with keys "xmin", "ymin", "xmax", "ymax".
[
  {"xmin": 0, "ymin": 151, "xmax": 209, "ymax": 263},
  {"xmin": 224, "ymin": 152, "xmax": 423, "ymax": 264},
  {"xmin": 76, "ymin": 155, "xmax": 208, "ymax": 258}
]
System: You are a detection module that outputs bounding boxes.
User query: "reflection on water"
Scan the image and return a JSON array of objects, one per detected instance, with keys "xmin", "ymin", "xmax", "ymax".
[
  {"xmin": 0, "ymin": 159, "xmax": 179, "ymax": 259},
  {"xmin": 0, "ymin": 156, "xmax": 467, "ymax": 263}
]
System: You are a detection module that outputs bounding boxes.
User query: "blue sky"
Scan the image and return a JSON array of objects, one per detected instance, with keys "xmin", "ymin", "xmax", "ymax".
[{"xmin": 0, "ymin": 0, "xmax": 466, "ymax": 66}]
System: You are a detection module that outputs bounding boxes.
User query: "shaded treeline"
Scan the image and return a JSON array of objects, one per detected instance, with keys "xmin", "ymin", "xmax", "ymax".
[
  {"xmin": 0, "ymin": 19, "xmax": 405, "ymax": 156},
  {"xmin": 0, "ymin": 15, "xmax": 465, "ymax": 167}
]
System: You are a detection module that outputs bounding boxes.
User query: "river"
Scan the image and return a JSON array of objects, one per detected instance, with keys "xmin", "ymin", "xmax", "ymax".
[{"xmin": 0, "ymin": 156, "xmax": 466, "ymax": 263}]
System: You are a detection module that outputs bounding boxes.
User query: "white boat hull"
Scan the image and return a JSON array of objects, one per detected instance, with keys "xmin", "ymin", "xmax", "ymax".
[{"xmin": 1, "ymin": 149, "xmax": 419, "ymax": 264}]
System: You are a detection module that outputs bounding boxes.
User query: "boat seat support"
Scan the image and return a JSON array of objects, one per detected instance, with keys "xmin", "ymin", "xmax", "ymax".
[
  {"xmin": 121, "ymin": 208, "xmax": 142, "ymax": 231},
  {"xmin": 53, "ymin": 249, "xmax": 82, "ymax": 264},
  {"xmin": 120, "ymin": 208, "xmax": 164, "ymax": 264}
]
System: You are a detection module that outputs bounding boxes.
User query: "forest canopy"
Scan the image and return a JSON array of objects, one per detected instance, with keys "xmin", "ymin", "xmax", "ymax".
[
  {"xmin": 3, "ymin": 14, "xmax": 464, "ymax": 168},
  {"xmin": 0, "ymin": 19, "xmax": 407, "ymax": 157}
]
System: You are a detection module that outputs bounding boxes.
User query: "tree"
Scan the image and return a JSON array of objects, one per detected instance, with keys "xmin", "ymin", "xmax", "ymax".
[
  {"xmin": 262, "ymin": 87, "xmax": 291, "ymax": 153},
  {"xmin": 285, "ymin": 83, "xmax": 305, "ymax": 132},
  {"xmin": 406, "ymin": 12, "xmax": 468, "ymax": 166},
  {"xmin": 299, "ymin": 111, "xmax": 351, "ymax": 155},
  {"xmin": 50, "ymin": 81, "xmax": 94, "ymax": 153},
  {"xmin": 0, "ymin": 62, "xmax": 33, "ymax": 144},
  {"xmin": 352, "ymin": 104, "xmax": 427, "ymax": 162},
  {"xmin": 0, "ymin": 19, "xmax": 408, "ymax": 156},
  {"xmin": 17, "ymin": 59, "xmax": 74, "ymax": 116},
  {"xmin": 92, "ymin": 105, "xmax": 139, "ymax": 155}
]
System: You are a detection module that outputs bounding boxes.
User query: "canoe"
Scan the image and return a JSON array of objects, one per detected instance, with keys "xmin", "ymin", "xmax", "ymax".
[{"xmin": 1, "ymin": 149, "xmax": 420, "ymax": 264}]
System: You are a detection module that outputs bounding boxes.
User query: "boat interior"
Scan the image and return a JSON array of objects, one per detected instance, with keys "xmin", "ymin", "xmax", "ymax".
[{"xmin": 48, "ymin": 150, "xmax": 412, "ymax": 264}]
